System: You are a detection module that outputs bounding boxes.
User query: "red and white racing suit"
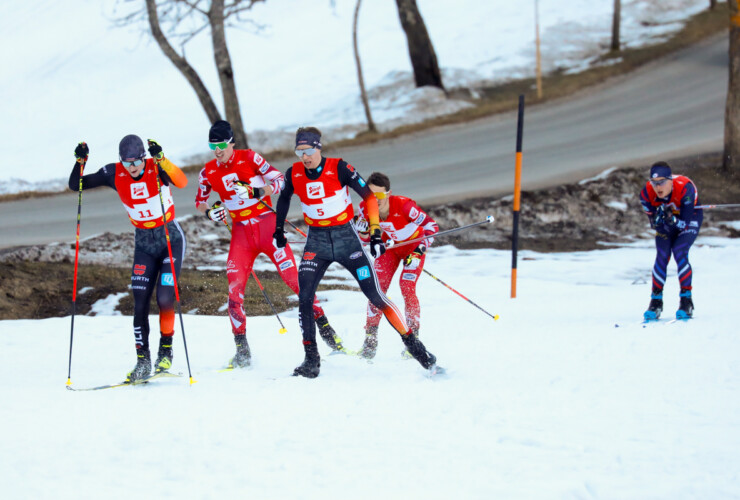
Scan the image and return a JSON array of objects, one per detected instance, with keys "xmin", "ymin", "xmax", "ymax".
[
  {"xmin": 357, "ymin": 195, "xmax": 439, "ymax": 333},
  {"xmin": 196, "ymin": 149, "xmax": 325, "ymax": 335}
]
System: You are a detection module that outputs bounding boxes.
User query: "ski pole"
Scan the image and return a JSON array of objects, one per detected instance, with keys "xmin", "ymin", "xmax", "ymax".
[
  {"xmin": 217, "ymin": 204, "xmax": 288, "ymax": 334},
  {"xmin": 67, "ymin": 152, "xmax": 87, "ymax": 387},
  {"xmin": 154, "ymin": 163, "xmax": 196, "ymax": 385},
  {"xmin": 695, "ymin": 204, "xmax": 740, "ymax": 209},
  {"xmin": 242, "ymin": 188, "xmax": 309, "ymax": 238},
  {"xmin": 422, "ymin": 267, "xmax": 499, "ymax": 322},
  {"xmin": 387, "ymin": 216, "xmax": 495, "ymax": 250}
]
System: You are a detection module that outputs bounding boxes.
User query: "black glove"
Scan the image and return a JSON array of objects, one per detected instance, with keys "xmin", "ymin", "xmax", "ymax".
[
  {"xmin": 235, "ymin": 180, "xmax": 264, "ymax": 200},
  {"xmin": 206, "ymin": 202, "xmax": 227, "ymax": 222},
  {"xmin": 273, "ymin": 228, "xmax": 287, "ymax": 249},
  {"xmin": 369, "ymin": 228, "xmax": 386, "ymax": 258},
  {"xmin": 147, "ymin": 139, "xmax": 164, "ymax": 161},
  {"xmin": 74, "ymin": 142, "xmax": 89, "ymax": 163},
  {"xmin": 403, "ymin": 244, "xmax": 426, "ymax": 269},
  {"xmin": 653, "ymin": 205, "xmax": 666, "ymax": 229}
]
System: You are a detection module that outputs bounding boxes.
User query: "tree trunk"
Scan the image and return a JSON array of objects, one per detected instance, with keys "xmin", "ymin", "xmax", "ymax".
[
  {"xmin": 209, "ymin": 0, "xmax": 248, "ymax": 149},
  {"xmin": 353, "ymin": 0, "xmax": 376, "ymax": 133},
  {"xmin": 394, "ymin": 0, "xmax": 445, "ymax": 92},
  {"xmin": 723, "ymin": 0, "xmax": 740, "ymax": 171},
  {"xmin": 611, "ymin": 0, "xmax": 621, "ymax": 52},
  {"xmin": 145, "ymin": 0, "xmax": 222, "ymax": 125}
]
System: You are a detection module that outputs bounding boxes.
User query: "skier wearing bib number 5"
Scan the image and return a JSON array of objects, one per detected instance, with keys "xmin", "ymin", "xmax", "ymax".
[
  {"xmin": 273, "ymin": 126, "xmax": 442, "ymax": 378},
  {"xmin": 68, "ymin": 135, "xmax": 188, "ymax": 382},
  {"xmin": 355, "ymin": 172, "xmax": 439, "ymax": 359},
  {"xmin": 195, "ymin": 120, "xmax": 342, "ymax": 369}
]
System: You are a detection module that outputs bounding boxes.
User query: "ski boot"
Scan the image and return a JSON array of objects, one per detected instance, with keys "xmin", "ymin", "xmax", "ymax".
[
  {"xmin": 643, "ymin": 292, "xmax": 663, "ymax": 321},
  {"xmin": 400, "ymin": 333, "xmax": 443, "ymax": 374},
  {"xmin": 126, "ymin": 349, "xmax": 151, "ymax": 383},
  {"xmin": 359, "ymin": 325, "xmax": 379, "ymax": 359},
  {"xmin": 293, "ymin": 342, "xmax": 320, "ymax": 378},
  {"xmin": 154, "ymin": 335, "xmax": 174, "ymax": 373},
  {"xmin": 400, "ymin": 327, "xmax": 419, "ymax": 359},
  {"xmin": 316, "ymin": 315, "xmax": 344, "ymax": 352},
  {"xmin": 676, "ymin": 290, "xmax": 694, "ymax": 319},
  {"xmin": 229, "ymin": 333, "xmax": 252, "ymax": 369}
]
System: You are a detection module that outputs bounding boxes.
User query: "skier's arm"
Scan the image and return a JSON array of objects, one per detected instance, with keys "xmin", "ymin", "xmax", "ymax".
[
  {"xmin": 639, "ymin": 185, "xmax": 658, "ymax": 228},
  {"xmin": 274, "ymin": 167, "xmax": 295, "ymax": 233},
  {"xmin": 338, "ymin": 160, "xmax": 380, "ymax": 229},
  {"xmin": 157, "ymin": 158, "xmax": 188, "ymax": 189},
  {"xmin": 676, "ymin": 182, "xmax": 698, "ymax": 229},
  {"xmin": 195, "ymin": 167, "xmax": 213, "ymax": 214},
  {"xmin": 68, "ymin": 162, "xmax": 117, "ymax": 191}
]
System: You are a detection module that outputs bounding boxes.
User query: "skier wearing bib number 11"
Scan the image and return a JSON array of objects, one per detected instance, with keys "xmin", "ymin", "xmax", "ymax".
[
  {"xmin": 68, "ymin": 135, "xmax": 188, "ymax": 382},
  {"xmin": 273, "ymin": 126, "xmax": 443, "ymax": 378},
  {"xmin": 195, "ymin": 120, "xmax": 342, "ymax": 369}
]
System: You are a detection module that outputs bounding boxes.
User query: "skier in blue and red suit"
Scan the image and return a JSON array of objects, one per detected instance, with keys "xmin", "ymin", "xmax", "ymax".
[{"xmin": 639, "ymin": 161, "xmax": 703, "ymax": 321}]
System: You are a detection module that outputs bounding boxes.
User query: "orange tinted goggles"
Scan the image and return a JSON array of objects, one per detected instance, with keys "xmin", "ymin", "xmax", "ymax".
[{"xmin": 373, "ymin": 191, "xmax": 388, "ymax": 199}]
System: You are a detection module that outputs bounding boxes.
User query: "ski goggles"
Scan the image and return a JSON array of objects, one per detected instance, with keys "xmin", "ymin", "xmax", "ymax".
[
  {"xmin": 295, "ymin": 147, "xmax": 318, "ymax": 158},
  {"xmin": 209, "ymin": 139, "xmax": 232, "ymax": 151},
  {"xmin": 650, "ymin": 178, "xmax": 670, "ymax": 187},
  {"xmin": 373, "ymin": 191, "xmax": 389, "ymax": 200},
  {"xmin": 121, "ymin": 158, "xmax": 145, "ymax": 168}
]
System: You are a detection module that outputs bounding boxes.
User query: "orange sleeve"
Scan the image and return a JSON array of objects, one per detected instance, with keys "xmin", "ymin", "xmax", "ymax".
[
  {"xmin": 159, "ymin": 158, "xmax": 188, "ymax": 189},
  {"xmin": 363, "ymin": 193, "xmax": 380, "ymax": 231}
]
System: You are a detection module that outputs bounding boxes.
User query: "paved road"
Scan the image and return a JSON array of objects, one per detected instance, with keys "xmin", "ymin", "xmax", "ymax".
[{"xmin": 0, "ymin": 35, "xmax": 727, "ymax": 250}]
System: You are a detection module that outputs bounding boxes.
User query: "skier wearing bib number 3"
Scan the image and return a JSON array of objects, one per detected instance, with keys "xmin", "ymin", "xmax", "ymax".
[
  {"xmin": 355, "ymin": 172, "xmax": 439, "ymax": 359},
  {"xmin": 195, "ymin": 120, "xmax": 342, "ymax": 369},
  {"xmin": 273, "ymin": 126, "xmax": 442, "ymax": 378},
  {"xmin": 68, "ymin": 135, "xmax": 188, "ymax": 382}
]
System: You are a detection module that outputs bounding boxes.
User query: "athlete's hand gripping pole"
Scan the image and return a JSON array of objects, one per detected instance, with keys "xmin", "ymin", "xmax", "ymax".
[
  {"xmin": 217, "ymin": 202, "xmax": 288, "ymax": 335},
  {"xmin": 152, "ymin": 143, "xmax": 196, "ymax": 385}
]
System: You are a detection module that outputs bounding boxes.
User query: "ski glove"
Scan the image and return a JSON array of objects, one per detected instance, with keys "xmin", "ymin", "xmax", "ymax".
[
  {"xmin": 355, "ymin": 217, "xmax": 369, "ymax": 234},
  {"xmin": 273, "ymin": 228, "xmax": 287, "ymax": 249},
  {"xmin": 206, "ymin": 202, "xmax": 227, "ymax": 222},
  {"xmin": 234, "ymin": 180, "xmax": 264, "ymax": 200},
  {"xmin": 403, "ymin": 245, "xmax": 426, "ymax": 270},
  {"xmin": 74, "ymin": 142, "xmax": 89, "ymax": 163},
  {"xmin": 147, "ymin": 139, "xmax": 164, "ymax": 161},
  {"xmin": 369, "ymin": 228, "xmax": 386, "ymax": 258}
]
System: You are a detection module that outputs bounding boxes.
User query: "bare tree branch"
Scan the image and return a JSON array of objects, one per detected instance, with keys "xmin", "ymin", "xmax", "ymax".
[{"xmin": 144, "ymin": 0, "xmax": 222, "ymax": 124}]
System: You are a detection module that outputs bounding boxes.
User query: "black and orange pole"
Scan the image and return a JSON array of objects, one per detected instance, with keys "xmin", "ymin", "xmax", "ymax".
[{"xmin": 511, "ymin": 95, "xmax": 525, "ymax": 298}]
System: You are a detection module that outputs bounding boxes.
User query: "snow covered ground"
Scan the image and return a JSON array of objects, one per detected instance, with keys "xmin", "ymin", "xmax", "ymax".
[
  {"xmin": 1, "ymin": 236, "xmax": 739, "ymax": 498},
  {"xmin": 0, "ymin": 0, "xmax": 719, "ymax": 192}
]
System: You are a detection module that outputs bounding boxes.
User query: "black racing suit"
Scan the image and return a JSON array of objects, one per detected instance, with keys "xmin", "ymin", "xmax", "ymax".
[
  {"xmin": 274, "ymin": 158, "xmax": 435, "ymax": 369},
  {"xmin": 68, "ymin": 163, "xmax": 186, "ymax": 352}
]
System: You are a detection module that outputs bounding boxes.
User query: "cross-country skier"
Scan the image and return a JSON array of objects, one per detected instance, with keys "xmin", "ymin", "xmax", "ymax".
[
  {"xmin": 194, "ymin": 120, "xmax": 342, "ymax": 368},
  {"xmin": 354, "ymin": 172, "xmax": 439, "ymax": 359},
  {"xmin": 273, "ymin": 126, "xmax": 441, "ymax": 378},
  {"xmin": 639, "ymin": 161, "xmax": 703, "ymax": 320},
  {"xmin": 68, "ymin": 135, "xmax": 188, "ymax": 382}
]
